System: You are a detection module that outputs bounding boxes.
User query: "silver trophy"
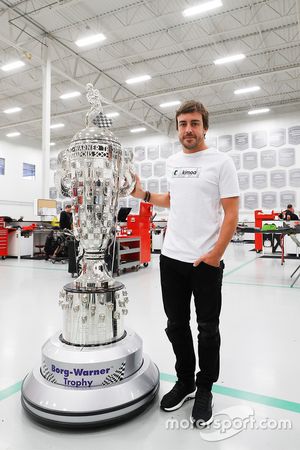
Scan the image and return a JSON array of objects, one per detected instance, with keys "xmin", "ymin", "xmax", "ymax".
[{"xmin": 21, "ymin": 84, "xmax": 159, "ymax": 427}]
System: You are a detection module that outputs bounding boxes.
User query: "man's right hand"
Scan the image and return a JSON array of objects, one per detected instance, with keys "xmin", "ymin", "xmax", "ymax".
[{"xmin": 131, "ymin": 175, "xmax": 145, "ymax": 199}]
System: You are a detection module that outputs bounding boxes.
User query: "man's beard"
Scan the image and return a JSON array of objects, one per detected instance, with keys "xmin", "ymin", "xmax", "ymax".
[{"xmin": 179, "ymin": 134, "xmax": 203, "ymax": 150}]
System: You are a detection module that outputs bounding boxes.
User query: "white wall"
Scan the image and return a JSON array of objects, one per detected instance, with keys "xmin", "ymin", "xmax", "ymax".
[
  {"xmin": 4, "ymin": 108, "xmax": 299, "ymax": 223},
  {"xmin": 119, "ymin": 110, "xmax": 300, "ymax": 222},
  {"xmin": 0, "ymin": 137, "xmax": 42, "ymax": 220},
  {"xmin": 208, "ymin": 110, "xmax": 300, "ymax": 221}
]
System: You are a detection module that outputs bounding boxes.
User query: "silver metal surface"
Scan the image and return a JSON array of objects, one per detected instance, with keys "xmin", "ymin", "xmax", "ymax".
[
  {"xmin": 59, "ymin": 286, "xmax": 129, "ymax": 345},
  {"xmin": 55, "ymin": 83, "xmax": 135, "ymax": 290},
  {"xmin": 54, "ymin": 84, "xmax": 135, "ymax": 345}
]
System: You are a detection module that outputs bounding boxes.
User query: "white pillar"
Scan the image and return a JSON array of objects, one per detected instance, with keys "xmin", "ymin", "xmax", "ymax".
[{"xmin": 42, "ymin": 41, "xmax": 51, "ymax": 198}]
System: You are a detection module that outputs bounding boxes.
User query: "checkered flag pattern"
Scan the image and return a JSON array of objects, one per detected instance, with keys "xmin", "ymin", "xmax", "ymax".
[
  {"xmin": 101, "ymin": 362, "xmax": 126, "ymax": 386},
  {"xmin": 92, "ymin": 112, "xmax": 112, "ymax": 128},
  {"xmin": 41, "ymin": 360, "xmax": 57, "ymax": 384}
]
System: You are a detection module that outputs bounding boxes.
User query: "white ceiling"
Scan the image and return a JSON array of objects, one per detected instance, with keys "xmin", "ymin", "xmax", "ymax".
[{"xmin": 0, "ymin": 0, "xmax": 300, "ymax": 145}]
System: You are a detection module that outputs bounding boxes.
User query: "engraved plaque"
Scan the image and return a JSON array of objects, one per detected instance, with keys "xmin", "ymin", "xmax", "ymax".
[
  {"xmin": 235, "ymin": 133, "xmax": 249, "ymax": 150},
  {"xmin": 230, "ymin": 153, "xmax": 241, "ymax": 170},
  {"xmin": 218, "ymin": 135, "xmax": 232, "ymax": 152},
  {"xmin": 289, "ymin": 169, "xmax": 300, "ymax": 187},
  {"xmin": 252, "ymin": 171, "xmax": 268, "ymax": 189},
  {"xmin": 160, "ymin": 143, "xmax": 173, "ymax": 159},
  {"xmin": 147, "ymin": 179, "xmax": 159, "ymax": 192},
  {"xmin": 160, "ymin": 178, "xmax": 168, "ymax": 193},
  {"xmin": 262, "ymin": 191, "xmax": 277, "ymax": 209},
  {"xmin": 154, "ymin": 161, "xmax": 166, "ymax": 177},
  {"xmin": 147, "ymin": 145, "xmax": 159, "ymax": 160},
  {"xmin": 269, "ymin": 128, "xmax": 286, "ymax": 147},
  {"xmin": 244, "ymin": 192, "xmax": 259, "ymax": 210},
  {"xmin": 140, "ymin": 162, "xmax": 153, "ymax": 178},
  {"xmin": 134, "ymin": 146, "xmax": 146, "ymax": 161},
  {"xmin": 280, "ymin": 191, "xmax": 296, "ymax": 208},
  {"xmin": 206, "ymin": 135, "xmax": 217, "ymax": 148},
  {"xmin": 252, "ymin": 130, "xmax": 267, "ymax": 148},
  {"xmin": 270, "ymin": 170, "xmax": 287, "ymax": 188},
  {"xmin": 279, "ymin": 148, "xmax": 295, "ymax": 167},
  {"xmin": 243, "ymin": 152, "xmax": 258, "ymax": 170},
  {"xmin": 238, "ymin": 172, "xmax": 250, "ymax": 191},
  {"xmin": 288, "ymin": 126, "xmax": 300, "ymax": 145},
  {"xmin": 260, "ymin": 150, "xmax": 276, "ymax": 169}
]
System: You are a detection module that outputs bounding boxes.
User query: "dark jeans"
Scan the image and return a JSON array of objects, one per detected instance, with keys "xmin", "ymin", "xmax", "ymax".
[{"xmin": 160, "ymin": 254, "xmax": 224, "ymax": 391}]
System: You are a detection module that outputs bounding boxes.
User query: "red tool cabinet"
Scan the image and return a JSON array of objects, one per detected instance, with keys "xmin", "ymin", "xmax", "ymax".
[
  {"xmin": 0, "ymin": 217, "xmax": 8, "ymax": 259},
  {"xmin": 116, "ymin": 202, "xmax": 153, "ymax": 273},
  {"xmin": 126, "ymin": 202, "xmax": 153, "ymax": 265}
]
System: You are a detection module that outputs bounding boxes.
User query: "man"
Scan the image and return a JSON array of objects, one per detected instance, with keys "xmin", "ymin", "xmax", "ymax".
[
  {"xmin": 278, "ymin": 204, "xmax": 299, "ymax": 221},
  {"xmin": 59, "ymin": 204, "xmax": 72, "ymax": 230},
  {"xmin": 132, "ymin": 100, "xmax": 239, "ymax": 427}
]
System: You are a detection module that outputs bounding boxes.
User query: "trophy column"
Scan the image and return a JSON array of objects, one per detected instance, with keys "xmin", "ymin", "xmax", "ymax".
[{"xmin": 21, "ymin": 84, "xmax": 159, "ymax": 427}]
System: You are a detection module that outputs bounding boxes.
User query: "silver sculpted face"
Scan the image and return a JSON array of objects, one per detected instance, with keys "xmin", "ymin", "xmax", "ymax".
[{"xmin": 55, "ymin": 84, "xmax": 135, "ymax": 345}]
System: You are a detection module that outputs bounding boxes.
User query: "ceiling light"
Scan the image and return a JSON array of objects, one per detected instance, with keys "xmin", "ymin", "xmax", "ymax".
[
  {"xmin": 248, "ymin": 108, "xmax": 270, "ymax": 115},
  {"xmin": 75, "ymin": 33, "xmax": 106, "ymax": 47},
  {"xmin": 106, "ymin": 112, "xmax": 120, "ymax": 118},
  {"xmin": 59, "ymin": 91, "xmax": 81, "ymax": 99},
  {"xmin": 50, "ymin": 123, "xmax": 65, "ymax": 129},
  {"xmin": 3, "ymin": 107, "xmax": 22, "ymax": 114},
  {"xmin": 130, "ymin": 127, "xmax": 146, "ymax": 133},
  {"xmin": 234, "ymin": 86, "xmax": 260, "ymax": 95},
  {"xmin": 183, "ymin": 0, "xmax": 223, "ymax": 17},
  {"xmin": 214, "ymin": 54, "xmax": 245, "ymax": 65},
  {"xmin": 6, "ymin": 132, "xmax": 20, "ymax": 137},
  {"xmin": 160, "ymin": 101, "xmax": 181, "ymax": 108},
  {"xmin": 1, "ymin": 60, "xmax": 25, "ymax": 72},
  {"xmin": 125, "ymin": 75, "xmax": 151, "ymax": 85},
  {"xmin": 50, "ymin": 142, "xmax": 56, "ymax": 146}
]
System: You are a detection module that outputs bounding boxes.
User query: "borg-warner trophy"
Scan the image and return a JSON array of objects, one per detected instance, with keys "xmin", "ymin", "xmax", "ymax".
[{"xmin": 21, "ymin": 84, "xmax": 159, "ymax": 427}]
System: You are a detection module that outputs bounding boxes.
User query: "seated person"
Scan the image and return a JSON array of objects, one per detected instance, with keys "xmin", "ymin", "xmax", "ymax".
[
  {"xmin": 59, "ymin": 205, "xmax": 73, "ymax": 230},
  {"xmin": 278, "ymin": 204, "xmax": 299, "ymax": 221}
]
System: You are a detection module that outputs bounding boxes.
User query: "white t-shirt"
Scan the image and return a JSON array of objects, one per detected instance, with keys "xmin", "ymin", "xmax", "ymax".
[{"xmin": 162, "ymin": 148, "xmax": 240, "ymax": 263}]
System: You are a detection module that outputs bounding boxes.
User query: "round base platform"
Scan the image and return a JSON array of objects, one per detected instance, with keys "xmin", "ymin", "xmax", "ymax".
[{"xmin": 21, "ymin": 354, "xmax": 159, "ymax": 428}]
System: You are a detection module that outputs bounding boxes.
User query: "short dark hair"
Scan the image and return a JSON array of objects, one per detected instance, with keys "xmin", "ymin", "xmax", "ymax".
[
  {"xmin": 287, "ymin": 204, "xmax": 293, "ymax": 209},
  {"xmin": 65, "ymin": 204, "xmax": 72, "ymax": 209},
  {"xmin": 175, "ymin": 100, "xmax": 209, "ymax": 130}
]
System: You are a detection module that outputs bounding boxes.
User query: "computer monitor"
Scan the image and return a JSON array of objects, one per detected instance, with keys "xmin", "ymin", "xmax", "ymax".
[{"xmin": 117, "ymin": 207, "xmax": 132, "ymax": 222}]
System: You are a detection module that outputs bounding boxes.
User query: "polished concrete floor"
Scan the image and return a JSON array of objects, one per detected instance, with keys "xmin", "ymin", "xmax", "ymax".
[{"xmin": 0, "ymin": 243, "xmax": 299, "ymax": 449}]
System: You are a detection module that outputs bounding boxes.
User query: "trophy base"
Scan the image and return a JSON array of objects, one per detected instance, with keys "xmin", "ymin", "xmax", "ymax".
[{"xmin": 21, "ymin": 330, "xmax": 159, "ymax": 428}]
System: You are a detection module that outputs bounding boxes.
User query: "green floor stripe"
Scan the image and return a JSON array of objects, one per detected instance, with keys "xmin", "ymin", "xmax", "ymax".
[
  {"xmin": 160, "ymin": 373, "xmax": 177, "ymax": 383},
  {"xmin": 0, "ymin": 381, "xmax": 22, "ymax": 401},
  {"xmin": 223, "ymin": 256, "xmax": 258, "ymax": 278},
  {"xmin": 160, "ymin": 373, "xmax": 300, "ymax": 413},
  {"xmin": 212, "ymin": 384, "xmax": 300, "ymax": 413},
  {"xmin": 1, "ymin": 375, "xmax": 299, "ymax": 413},
  {"xmin": 224, "ymin": 280, "xmax": 300, "ymax": 289}
]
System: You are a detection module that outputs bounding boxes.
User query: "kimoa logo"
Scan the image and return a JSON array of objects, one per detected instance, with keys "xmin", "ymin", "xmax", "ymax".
[{"xmin": 173, "ymin": 167, "xmax": 200, "ymax": 177}]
